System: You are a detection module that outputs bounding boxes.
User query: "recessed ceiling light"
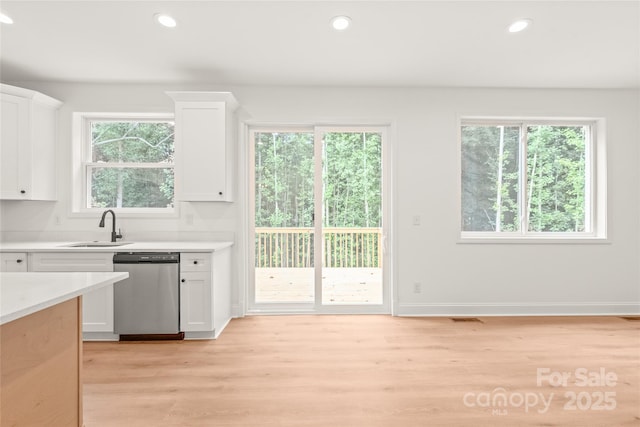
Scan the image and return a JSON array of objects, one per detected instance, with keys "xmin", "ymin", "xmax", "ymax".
[
  {"xmin": 508, "ymin": 19, "xmax": 532, "ymax": 33},
  {"xmin": 331, "ymin": 15, "xmax": 351, "ymax": 31},
  {"xmin": 0, "ymin": 13, "xmax": 14, "ymax": 24},
  {"xmin": 155, "ymin": 13, "xmax": 177, "ymax": 28}
]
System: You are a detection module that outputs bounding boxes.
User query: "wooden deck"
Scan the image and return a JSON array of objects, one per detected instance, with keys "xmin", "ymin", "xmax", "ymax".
[{"xmin": 255, "ymin": 267, "xmax": 382, "ymax": 304}]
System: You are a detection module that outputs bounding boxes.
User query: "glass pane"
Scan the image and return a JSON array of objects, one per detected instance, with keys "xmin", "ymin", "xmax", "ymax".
[
  {"xmin": 91, "ymin": 121, "xmax": 174, "ymax": 163},
  {"xmin": 254, "ymin": 132, "xmax": 315, "ymax": 304},
  {"xmin": 322, "ymin": 132, "xmax": 382, "ymax": 305},
  {"xmin": 461, "ymin": 125, "xmax": 520, "ymax": 232},
  {"xmin": 526, "ymin": 125, "xmax": 587, "ymax": 232},
  {"xmin": 89, "ymin": 167, "xmax": 174, "ymax": 208}
]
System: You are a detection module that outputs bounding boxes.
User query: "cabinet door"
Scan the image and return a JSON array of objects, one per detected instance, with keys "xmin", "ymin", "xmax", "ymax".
[
  {"xmin": 82, "ymin": 286, "xmax": 114, "ymax": 332},
  {"xmin": 29, "ymin": 252, "xmax": 115, "ymax": 334},
  {"xmin": 0, "ymin": 94, "xmax": 30, "ymax": 199},
  {"xmin": 175, "ymin": 103, "xmax": 227, "ymax": 201},
  {"xmin": 0, "ymin": 253, "xmax": 28, "ymax": 272},
  {"xmin": 180, "ymin": 271, "xmax": 212, "ymax": 332}
]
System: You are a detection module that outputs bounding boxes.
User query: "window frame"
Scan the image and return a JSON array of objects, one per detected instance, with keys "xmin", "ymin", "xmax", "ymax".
[
  {"xmin": 458, "ymin": 116, "xmax": 607, "ymax": 243},
  {"xmin": 72, "ymin": 112, "xmax": 178, "ymax": 217}
]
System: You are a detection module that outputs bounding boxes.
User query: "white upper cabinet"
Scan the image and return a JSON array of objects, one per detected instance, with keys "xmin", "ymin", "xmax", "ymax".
[
  {"xmin": 166, "ymin": 91, "xmax": 239, "ymax": 202},
  {"xmin": 0, "ymin": 84, "xmax": 62, "ymax": 200}
]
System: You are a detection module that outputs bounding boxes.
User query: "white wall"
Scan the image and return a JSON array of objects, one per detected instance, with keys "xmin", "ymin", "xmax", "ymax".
[{"xmin": 1, "ymin": 82, "xmax": 638, "ymax": 316}]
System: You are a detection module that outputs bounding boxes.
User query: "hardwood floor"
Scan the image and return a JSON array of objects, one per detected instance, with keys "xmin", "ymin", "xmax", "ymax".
[{"xmin": 83, "ymin": 315, "xmax": 640, "ymax": 426}]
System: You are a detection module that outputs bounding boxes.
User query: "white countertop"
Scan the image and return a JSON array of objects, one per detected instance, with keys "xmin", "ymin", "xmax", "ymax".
[
  {"xmin": 0, "ymin": 272, "xmax": 129, "ymax": 325},
  {"xmin": 0, "ymin": 241, "xmax": 234, "ymax": 253}
]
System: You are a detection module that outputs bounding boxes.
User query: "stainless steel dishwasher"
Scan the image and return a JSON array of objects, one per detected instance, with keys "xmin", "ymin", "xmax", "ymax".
[{"xmin": 113, "ymin": 252, "xmax": 182, "ymax": 339}]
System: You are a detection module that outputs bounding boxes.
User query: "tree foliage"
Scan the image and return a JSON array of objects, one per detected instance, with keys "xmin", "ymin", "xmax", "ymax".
[
  {"xmin": 254, "ymin": 132, "xmax": 315, "ymax": 227},
  {"xmin": 254, "ymin": 131, "xmax": 383, "ymax": 268},
  {"xmin": 254, "ymin": 131, "xmax": 382, "ymax": 228},
  {"xmin": 323, "ymin": 132, "xmax": 382, "ymax": 228},
  {"xmin": 462, "ymin": 124, "xmax": 587, "ymax": 232},
  {"xmin": 90, "ymin": 121, "xmax": 175, "ymax": 208}
]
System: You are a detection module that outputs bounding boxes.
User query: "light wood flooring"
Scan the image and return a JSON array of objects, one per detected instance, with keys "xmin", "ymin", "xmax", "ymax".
[{"xmin": 83, "ymin": 315, "xmax": 640, "ymax": 426}]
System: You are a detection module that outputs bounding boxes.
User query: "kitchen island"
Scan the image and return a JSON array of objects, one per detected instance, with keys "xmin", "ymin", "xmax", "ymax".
[{"xmin": 0, "ymin": 272, "xmax": 128, "ymax": 426}]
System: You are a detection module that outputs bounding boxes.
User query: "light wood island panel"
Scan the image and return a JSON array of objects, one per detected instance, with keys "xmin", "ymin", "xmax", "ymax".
[
  {"xmin": 1, "ymin": 297, "xmax": 83, "ymax": 426},
  {"xmin": 0, "ymin": 271, "xmax": 127, "ymax": 426}
]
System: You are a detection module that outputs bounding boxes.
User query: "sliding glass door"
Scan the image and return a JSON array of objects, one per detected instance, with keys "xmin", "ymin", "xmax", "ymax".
[
  {"xmin": 319, "ymin": 129, "xmax": 383, "ymax": 306},
  {"xmin": 250, "ymin": 127, "xmax": 387, "ymax": 312},
  {"xmin": 253, "ymin": 130, "xmax": 315, "ymax": 304}
]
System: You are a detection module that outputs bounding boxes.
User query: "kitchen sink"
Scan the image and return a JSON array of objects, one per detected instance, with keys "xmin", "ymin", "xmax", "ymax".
[{"xmin": 62, "ymin": 241, "xmax": 133, "ymax": 248}]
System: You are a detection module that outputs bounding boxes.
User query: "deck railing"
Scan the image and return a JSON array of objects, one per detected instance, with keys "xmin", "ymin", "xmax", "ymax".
[{"xmin": 255, "ymin": 227, "xmax": 382, "ymax": 268}]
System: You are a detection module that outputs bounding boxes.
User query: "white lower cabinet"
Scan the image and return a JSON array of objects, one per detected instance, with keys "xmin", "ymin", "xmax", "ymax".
[
  {"xmin": 10, "ymin": 246, "xmax": 232, "ymax": 340},
  {"xmin": 180, "ymin": 249, "xmax": 231, "ymax": 339},
  {"xmin": 180, "ymin": 271, "xmax": 212, "ymax": 332},
  {"xmin": 29, "ymin": 252, "xmax": 116, "ymax": 340},
  {"xmin": 0, "ymin": 253, "xmax": 28, "ymax": 272}
]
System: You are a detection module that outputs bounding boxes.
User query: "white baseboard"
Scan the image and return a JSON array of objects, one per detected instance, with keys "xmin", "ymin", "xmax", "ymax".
[
  {"xmin": 232, "ymin": 303, "xmax": 244, "ymax": 318},
  {"xmin": 396, "ymin": 302, "xmax": 640, "ymax": 317},
  {"xmin": 214, "ymin": 317, "xmax": 232, "ymax": 339},
  {"xmin": 184, "ymin": 330, "xmax": 215, "ymax": 340},
  {"xmin": 83, "ymin": 332, "xmax": 119, "ymax": 341}
]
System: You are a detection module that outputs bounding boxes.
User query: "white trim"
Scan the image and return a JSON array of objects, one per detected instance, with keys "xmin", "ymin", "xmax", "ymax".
[
  {"xmin": 313, "ymin": 128, "xmax": 323, "ymax": 309},
  {"xmin": 184, "ymin": 331, "xmax": 215, "ymax": 340},
  {"xmin": 396, "ymin": 302, "xmax": 640, "ymax": 317},
  {"xmin": 71, "ymin": 112, "xmax": 177, "ymax": 216},
  {"xmin": 246, "ymin": 306, "xmax": 391, "ymax": 315},
  {"xmin": 456, "ymin": 237, "xmax": 611, "ymax": 245},
  {"xmin": 458, "ymin": 116, "xmax": 606, "ymax": 241},
  {"xmin": 245, "ymin": 124, "xmax": 393, "ymax": 315},
  {"xmin": 231, "ymin": 303, "xmax": 244, "ymax": 318},
  {"xmin": 236, "ymin": 122, "xmax": 250, "ymax": 319},
  {"xmin": 82, "ymin": 332, "xmax": 119, "ymax": 341},
  {"xmin": 85, "ymin": 163, "xmax": 174, "ymax": 169},
  {"xmin": 0, "ymin": 83, "xmax": 62, "ymax": 108}
]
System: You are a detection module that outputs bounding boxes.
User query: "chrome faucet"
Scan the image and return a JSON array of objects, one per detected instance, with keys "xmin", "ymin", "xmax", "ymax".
[{"xmin": 99, "ymin": 209, "xmax": 123, "ymax": 242}]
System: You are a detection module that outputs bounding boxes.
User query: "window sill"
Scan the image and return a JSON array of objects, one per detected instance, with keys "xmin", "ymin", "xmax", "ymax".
[
  {"xmin": 458, "ymin": 236, "xmax": 610, "ymax": 245},
  {"xmin": 70, "ymin": 208, "xmax": 179, "ymax": 219}
]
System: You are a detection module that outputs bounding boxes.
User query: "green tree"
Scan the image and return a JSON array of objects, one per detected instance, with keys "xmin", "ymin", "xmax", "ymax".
[
  {"xmin": 461, "ymin": 125, "xmax": 519, "ymax": 231},
  {"xmin": 461, "ymin": 124, "xmax": 586, "ymax": 233},
  {"xmin": 90, "ymin": 121, "xmax": 174, "ymax": 208},
  {"xmin": 323, "ymin": 132, "xmax": 382, "ymax": 228},
  {"xmin": 527, "ymin": 126, "xmax": 585, "ymax": 232},
  {"xmin": 254, "ymin": 131, "xmax": 383, "ymax": 267}
]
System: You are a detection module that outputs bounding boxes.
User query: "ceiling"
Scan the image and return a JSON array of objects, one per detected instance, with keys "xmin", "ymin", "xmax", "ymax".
[{"xmin": 1, "ymin": 1, "xmax": 638, "ymax": 88}]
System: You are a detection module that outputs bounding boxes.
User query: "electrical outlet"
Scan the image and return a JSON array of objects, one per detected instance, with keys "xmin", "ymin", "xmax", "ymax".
[{"xmin": 413, "ymin": 282, "xmax": 422, "ymax": 293}]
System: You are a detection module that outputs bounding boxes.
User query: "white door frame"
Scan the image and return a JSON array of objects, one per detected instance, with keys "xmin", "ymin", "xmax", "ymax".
[{"xmin": 244, "ymin": 124, "xmax": 394, "ymax": 315}]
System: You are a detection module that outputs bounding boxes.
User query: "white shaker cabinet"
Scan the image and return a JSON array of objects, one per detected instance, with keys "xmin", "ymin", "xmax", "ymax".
[
  {"xmin": 0, "ymin": 84, "xmax": 62, "ymax": 200},
  {"xmin": 180, "ymin": 249, "xmax": 231, "ymax": 339},
  {"xmin": 29, "ymin": 252, "xmax": 116, "ymax": 340},
  {"xmin": 0, "ymin": 253, "xmax": 28, "ymax": 272},
  {"xmin": 166, "ymin": 91, "xmax": 238, "ymax": 202}
]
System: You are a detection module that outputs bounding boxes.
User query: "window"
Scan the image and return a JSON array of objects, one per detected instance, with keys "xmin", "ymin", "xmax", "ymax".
[
  {"xmin": 74, "ymin": 113, "xmax": 175, "ymax": 213},
  {"xmin": 460, "ymin": 119, "xmax": 605, "ymax": 239}
]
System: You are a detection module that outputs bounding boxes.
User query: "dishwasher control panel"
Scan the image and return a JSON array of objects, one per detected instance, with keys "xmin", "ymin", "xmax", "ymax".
[{"xmin": 113, "ymin": 252, "xmax": 180, "ymax": 263}]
